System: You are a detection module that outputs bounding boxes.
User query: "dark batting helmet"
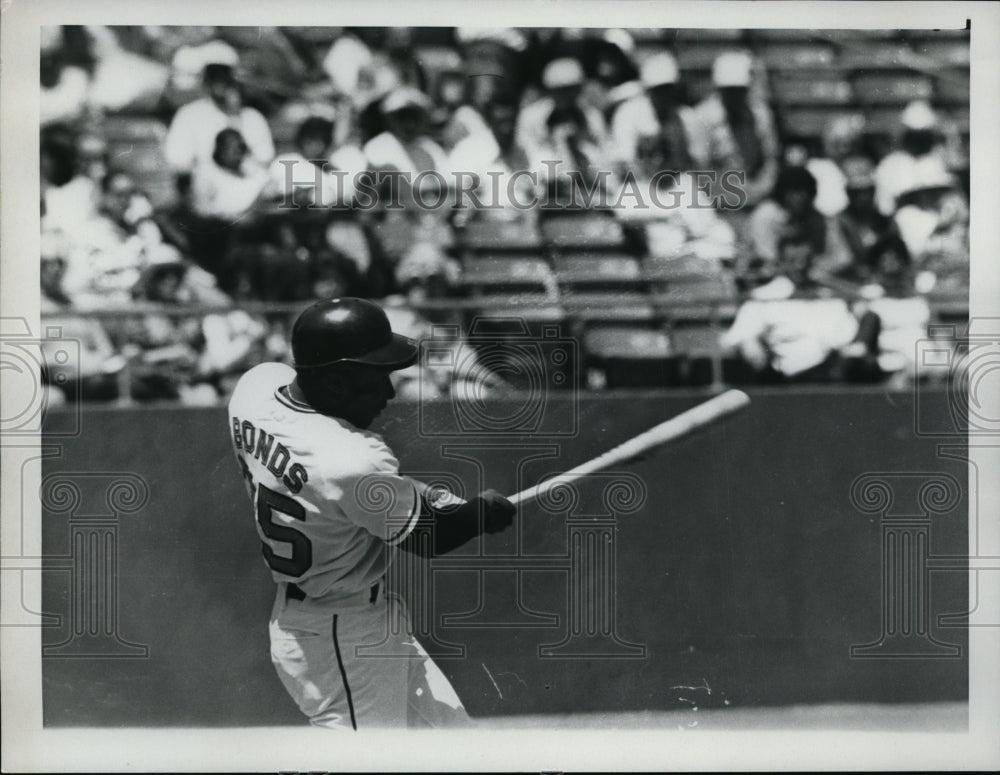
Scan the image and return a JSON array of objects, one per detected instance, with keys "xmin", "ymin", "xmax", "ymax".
[{"xmin": 291, "ymin": 297, "xmax": 418, "ymax": 370}]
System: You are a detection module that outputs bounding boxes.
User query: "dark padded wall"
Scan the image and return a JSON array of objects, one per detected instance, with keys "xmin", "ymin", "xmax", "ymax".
[{"xmin": 41, "ymin": 388, "xmax": 968, "ymax": 726}]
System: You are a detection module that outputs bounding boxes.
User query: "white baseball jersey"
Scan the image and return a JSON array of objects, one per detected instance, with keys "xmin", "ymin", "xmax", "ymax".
[{"xmin": 227, "ymin": 362, "xmax": 422, "ymax": 598}]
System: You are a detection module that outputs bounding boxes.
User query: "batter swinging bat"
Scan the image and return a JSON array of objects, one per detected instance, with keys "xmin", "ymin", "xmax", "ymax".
[{"xmin": 508, "ymin": 389, "xmax": 751, "ymax": 507}]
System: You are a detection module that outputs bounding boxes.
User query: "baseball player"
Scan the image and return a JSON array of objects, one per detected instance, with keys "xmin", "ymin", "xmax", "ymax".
[{"xmin": 227, "ymin": 297, "xmax": 515, "ymax": 729}]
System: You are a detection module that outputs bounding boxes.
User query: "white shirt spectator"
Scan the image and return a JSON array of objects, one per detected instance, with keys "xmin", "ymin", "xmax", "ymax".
[
  {"xmin": 874, "ymin": 150, "xmax": 952, "ymax": 217},
  {"xmin": 267, "ymin": 145, "xmax": 368, "ymax": 207},
  {"xmin": 190, "ymin": 157, "xmax": 269, "ymax": 219},
  {"xmin": 515, "ymin": 96, "xmax": 612, "ymax": 183},
  {"xmin": 721, "ymin": 296, "xmax": 859, "ymax": 377},
  {"xmin": 363, "ymin": 131, "xmax": 450, "ymax": 178},
  {"xmin": 611, "ymin": 94, "xmax": 697, "ymax": 170},
  {"xmin": 165, "ymin": 97, "xmax": 275, "ymax": 173}
]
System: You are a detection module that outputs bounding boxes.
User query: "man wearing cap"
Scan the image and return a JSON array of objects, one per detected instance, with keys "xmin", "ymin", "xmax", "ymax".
[
  {"xmin": 690, "ymin": 51, "xmax": 778, "ymax": 208},
  {"xmin": 874, "ymin": 100, "xmax": 953, "ymax": 217},
  {"xmin": 515, "ymin": 57, "xmax": 612, "ymax": 195},
  {"xmin": 363, "ymin": 87, "xmax": 450, "ymax": 175},
  {"xmin": 164, "ymin": 62, "xmax": 275, "ymax": 182},
  {"xmin": 611, "ymin": 52, "xmax": 696, "ymax": 179},
  {"xmin": 227, "ymin": 297, "xmax": 515, "ymax": 729}
]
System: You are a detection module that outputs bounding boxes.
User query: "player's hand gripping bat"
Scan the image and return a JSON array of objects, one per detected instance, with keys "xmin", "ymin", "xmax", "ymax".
[{"xmin": 508, "ymin": 389, "xmax": 751, "ymax": 507}]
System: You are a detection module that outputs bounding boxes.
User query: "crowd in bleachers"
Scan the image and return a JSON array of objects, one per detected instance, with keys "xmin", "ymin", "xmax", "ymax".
[{"xmin": 39, "ymin": 25, "xmax": 970, "ymax": 402}]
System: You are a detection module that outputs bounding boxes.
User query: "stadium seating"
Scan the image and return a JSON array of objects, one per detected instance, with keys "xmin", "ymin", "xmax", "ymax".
[
  {"xmin": 852, "ymin": 73, "xmax": 935, "ymax": 105},
  {"xmin": 540, "ymin": 213, "xmax": 627, "ymax": 252},
  {"xmin": 553, "ymin": 254, "xmax": 645, "ymax": 292},
  {"xmin": 583, "ymin": 325, "xmax": 673, "ymax": 388},
  {"xmin": 461, "ymin": 256, "xmax": 557, "ymax": 295},
  {"xmin": 457, "ymin": 218, "xmax": 544, "ymax": 253},
  {"xmin": 770, "ymin": 76, "xmax": 854, "ymax": 106},
  {"xmin": 38, "ymin": 25, "xmax": 970, "ymax": 400}
]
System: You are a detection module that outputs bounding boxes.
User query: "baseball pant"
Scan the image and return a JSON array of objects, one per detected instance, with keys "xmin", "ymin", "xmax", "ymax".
[{"xmin": 268, "ymin": 581, "xmax": 470, "ymax": 729}]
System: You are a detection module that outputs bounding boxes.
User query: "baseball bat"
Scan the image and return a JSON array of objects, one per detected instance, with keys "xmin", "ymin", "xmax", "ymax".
[{"xmin": 508, "ymin": 389, "xmax": 751, "ymax": 507}]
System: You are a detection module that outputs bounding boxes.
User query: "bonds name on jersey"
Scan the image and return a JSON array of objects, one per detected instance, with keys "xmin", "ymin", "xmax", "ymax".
[{"xmin": 227, "ymin": 363, "xmax": 421, "ymax": 597}]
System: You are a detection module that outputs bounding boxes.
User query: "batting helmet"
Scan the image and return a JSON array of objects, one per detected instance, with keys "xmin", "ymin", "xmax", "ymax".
[{"xmin": 291, "ymin": 297, "xmax": 418, "ymax": 370}]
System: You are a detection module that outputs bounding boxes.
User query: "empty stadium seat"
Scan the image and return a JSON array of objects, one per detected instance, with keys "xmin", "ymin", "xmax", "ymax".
[
  {"xmin": 541, "ymin": 213, "xmax": 626, "ymax": 251},
  {"xmin": 645, "ymin": 258, "xmax": 738, "ymax": 319},
  {"xmin": 461, "ymin": 256, "xmax": 556, "ymax": 295},
  {"xmin": 852, "ymin": 73, "xmax": 934, "ymax": 104},
  {"xmin": 584, "ymin": 326, "xmax": 673, "ymax": 389},
  {"xmin": 553, "ymin": 254, "xmax": 644, "ymax": 291},
  {"xmin": 770, "ymin": 76, "xmax": 853, "ymax": 106},
  {"xmin": 782, "ymin": 108, "xmax": 867, "ymax": 138},
  {"xmin": 561, "ymin": 291, "xmax": 655, "ymax": 323},
  {"xmin": 935, "ymin": 72, "xmax": 970, "ymax": 104},
  {"xmin": 910, "ymin": 39, "xmax": 971, "ymax": 67},
  {"xmin": 674, "ymin": 28, "xmax": 746, "ymax": 42},
  {"xmin": 643, "ymin": 254, "xmax": 726, "ymax": 281},
  {"xmin": 667, "ymin": 320, "xmax": 725, "ymax": 386},
  {"xmin": 839, "ymin": 43, "xmax": 917, "ymax": 70},
  {"xmin": 458, "ymin": 218, "xmax": 544, "ymax": 253},
  {"xmin": 676, "ymin": 44, "xmax": 750, "ymax": 71},
  {"xmin": 757, "ymin": 43, "xmax": 837, "ymax": 70},
  {"xmin": 373, "ymin": 216, "xmax": 415, "ymax": 260}
]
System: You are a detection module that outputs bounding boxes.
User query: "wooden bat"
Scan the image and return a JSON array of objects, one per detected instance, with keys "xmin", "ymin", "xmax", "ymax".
[{"xmin": 508, "ymin": 389, "xmax": 751, "ymax": 507}]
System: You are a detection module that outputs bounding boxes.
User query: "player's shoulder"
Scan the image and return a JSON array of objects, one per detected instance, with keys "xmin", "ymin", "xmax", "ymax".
[
  {"xmin": 229, "ymin": 362, "xmax": 295, "ymax": 411},
  {"xmin": 319, "ymin": 421, "xmax": 401, "ymax": 479}
]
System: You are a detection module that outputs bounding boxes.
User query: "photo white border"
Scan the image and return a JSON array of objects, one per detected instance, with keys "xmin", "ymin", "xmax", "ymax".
[{"xmin": 2, "ymin": 0, "xmax": 998, "ymax": 771}]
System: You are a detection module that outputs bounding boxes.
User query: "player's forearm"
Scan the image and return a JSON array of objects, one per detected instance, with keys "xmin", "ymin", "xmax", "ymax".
[{"xmin": 398, "ymin": 496, "xmax": 482, "ymax": 556}]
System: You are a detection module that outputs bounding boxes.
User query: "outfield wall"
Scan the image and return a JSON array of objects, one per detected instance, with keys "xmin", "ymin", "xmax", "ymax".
[{"xmin": 39, "ymin": 387, "xmax": 969, "ymax": 727}]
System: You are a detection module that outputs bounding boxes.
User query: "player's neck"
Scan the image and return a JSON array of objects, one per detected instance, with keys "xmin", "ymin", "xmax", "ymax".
[{"xmin": 287, "ymin": 379, "xmax": 312, "ymax": 407}]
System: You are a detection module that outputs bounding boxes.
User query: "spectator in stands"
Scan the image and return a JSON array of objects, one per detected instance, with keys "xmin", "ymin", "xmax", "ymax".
[
  {"xmin": 266, "ymin": 115, "xmax": 368, "ymax": 207},
  {"xmin": 42, "ymin": 130, "xmax": 108, "ymax": 230},
  {"xmin": 191, "ymin": 128, "xmax": 269, "ymax": 220},
  {"xmin": 720, "ymin": 233, "xmax": 883, "ymax": 384},
  {"xmin": 831, "ymin": 157, "xmax": 910, "ymax": 290},
  {"xmin": 456, "ymin": 28, "xmax": 531, "ymax": 107},
  {"xmin": 161, "ymin": 36, "xmax": 239, "ymax": 114},
  {"xmin": 382, "ymin": 296, "xmax": 505, "ymax": 401},
  {"xmin": 431, "ymin": 71, "xmax": 492, "ymax": 152},
  {"xmin": 745, "ymin": 166, "xmax": 847, "ymax": 289},
  {"xmin": 516, "ymin": 57, "xmax": 613, "ymax": 203},
  {"xmin": 394, "ymin": 241, "xmax": 462, "ymax": 306},
  {"xmin": 40, "ymin": 248, "xmax": 128, "ymax": 403},
  {"xmin": 874, "ymin": 100, "xmax": 952, "ymax": 218},
  {"xmin": 83, "ymin": 25, "xmax": 170, "ymax": 115},
  {"xmin": 123, "ymin": 259, "xmax": 269, "ymax": 404},
  {"xmin": 40, "ymin": 26, "xmax": 95, "ymax": 127},
  {"xmin": 823, "ymin": 157, "xmax": 931, "ymax": 386},
  {"xmin": 583, "ymin": 29, "xmax": 642, "ymax": 121},
  {"xmin": 448, "ymin": 94, "xmax": 537, "ymax": 220},
  {"xmin": 54, "ymin": 171, "xmax": 179, "ymax": 309},
  {"xmin": 611, "ymin": 52, "xmax": 696, "ymax": 180},
  {"xmin": 892, "ymin": 159, "xmax": 969, "ymax": 294},
  {"xmin": 690, "ymin": 51, "xmax": 778, "ymax": 208},
  {"xmin": 804, "ymin": 114, "xmax": 867, "ymax": 218},
  {"xmin": 363, "ymin": 86, "xmax": 452, "ymax": 206},
  {"xmin": 164, "ymin": 62, "xmax": 275, "ymax": 190},
  {"xmin": 640, "ymin": 172, "xmax": 738, "ymax": 267}
]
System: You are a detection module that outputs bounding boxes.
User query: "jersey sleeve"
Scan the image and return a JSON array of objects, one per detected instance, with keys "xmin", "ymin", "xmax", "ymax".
[{"xmin": 335, "ymin": 443, "xmax": 422, "ymax": 546}]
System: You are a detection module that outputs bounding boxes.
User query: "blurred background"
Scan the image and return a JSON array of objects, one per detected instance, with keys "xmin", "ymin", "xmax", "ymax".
[{"xmin": 38, "ymin": 25, "xmax": 970, "ymax": 404}]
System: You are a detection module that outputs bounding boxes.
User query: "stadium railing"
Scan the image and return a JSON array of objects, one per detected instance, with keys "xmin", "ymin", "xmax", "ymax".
[{"xmin": 41, "ymin": 290, "xmax": 969, "ymax": 403}]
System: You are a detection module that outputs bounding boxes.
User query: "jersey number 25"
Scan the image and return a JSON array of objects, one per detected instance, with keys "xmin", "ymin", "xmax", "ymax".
[{"xmin": 256, "ymin": 484, "xmax": 313, "ymax": 577}]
